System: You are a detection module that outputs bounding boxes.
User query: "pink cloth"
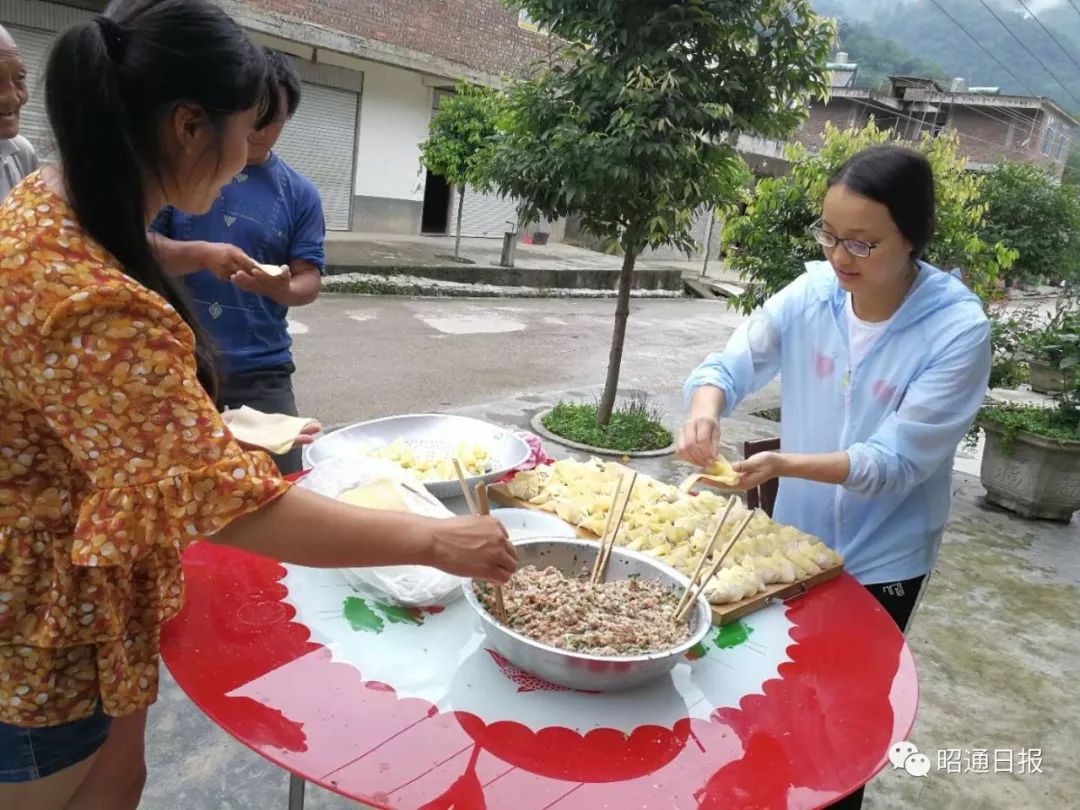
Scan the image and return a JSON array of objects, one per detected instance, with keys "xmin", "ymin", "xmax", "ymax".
[{"xmin": 497, "ymin": 432, "xmax": 553, "ymax": 483}]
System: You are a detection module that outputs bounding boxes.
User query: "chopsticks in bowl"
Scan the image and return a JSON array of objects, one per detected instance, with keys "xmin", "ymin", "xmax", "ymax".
[
  {"xmin": 590, "ymin": 470, "xmax": 637, "ymax": 586},
  {"xmin": 473, "ymin": 481, "xmax": 508, "ymax": 624}
]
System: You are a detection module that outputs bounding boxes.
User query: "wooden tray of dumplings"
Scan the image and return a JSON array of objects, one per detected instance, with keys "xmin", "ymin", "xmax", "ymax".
[{"xmin": 489, "ymin": 464, "xmax": 843, "ymax": 626}]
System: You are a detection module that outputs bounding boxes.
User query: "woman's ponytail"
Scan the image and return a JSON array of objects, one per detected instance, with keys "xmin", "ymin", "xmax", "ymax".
[{"xmin": 45, "ymin": 0, "xmax": 268, "ymax": 395}]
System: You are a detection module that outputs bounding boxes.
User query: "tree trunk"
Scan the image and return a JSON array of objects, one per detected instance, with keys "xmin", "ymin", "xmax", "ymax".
[
  {"xmin": 454, "ymin": 187, "xmax": 466, "ymax": 260},
  {"xmin": 701, "ymin": 207, "xmax": 716, "ymax": 276},
  {"xmin": 597, "ymin": 248, "xmax": 636, "ymax": 425},
  {"xmin": 509, "ymin": 214, "xmax": 525, "ymax": 267}
]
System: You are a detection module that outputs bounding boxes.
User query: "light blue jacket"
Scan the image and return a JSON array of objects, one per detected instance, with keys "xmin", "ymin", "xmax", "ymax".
[{"xmin": 685, "ymin": 261, "xmax": 991, "ymax": 584}]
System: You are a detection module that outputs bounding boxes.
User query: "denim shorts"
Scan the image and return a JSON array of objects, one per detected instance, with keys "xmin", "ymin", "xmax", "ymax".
[{"xmin": 0, "ymin": 702, "xmax": 112, "ymax": 783}]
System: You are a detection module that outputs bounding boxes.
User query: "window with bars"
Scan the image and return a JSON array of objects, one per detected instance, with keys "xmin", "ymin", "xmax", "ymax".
[
  {"xmin": 1041, "ymin": 116, "xmax": 1058, "ymax": 156},
  {"xmin": 518, "ymin": 10, "xmax": 540, "ymax": 31},
  {"xmin": 1058, "ymin": 133, "xmax": 1070, "ymax": 163}
]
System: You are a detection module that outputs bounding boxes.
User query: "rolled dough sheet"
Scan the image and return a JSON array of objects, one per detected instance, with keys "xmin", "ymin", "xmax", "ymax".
[
  {"xmin": 256, "ymin": 263, "xmax": 288, "ymax": 277},
  {"xmin": 338, "ymin": 479, "xmax": 452, "ymax": 518},
  {"xmin": 338, "ymin": 480, "xmax": 412, "ymax": 512},
  {"xmin": 222, "ymin": 406, "xmax": 317, "ymax": 454}
]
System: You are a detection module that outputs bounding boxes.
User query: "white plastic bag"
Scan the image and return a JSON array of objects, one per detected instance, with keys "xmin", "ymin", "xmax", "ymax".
[{"xmin": 296, "ymin": 457, "xmax": 466, "ymax": 607}]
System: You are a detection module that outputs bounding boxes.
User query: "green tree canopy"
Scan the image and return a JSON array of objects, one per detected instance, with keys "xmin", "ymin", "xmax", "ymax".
[
  {"xmin": 490, "ymin": 0, "xmax": 835, "ymax": 422},
  {"xmin": 420, "ymin": 84, "xmax": 505, "ymax": 258},
  {"xmin": 978, "ymin": 162, "xmax": 1080, "ymax": 287}
]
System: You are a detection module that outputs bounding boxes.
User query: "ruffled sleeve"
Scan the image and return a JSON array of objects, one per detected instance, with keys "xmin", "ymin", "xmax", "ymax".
[{"xmin": 25, "ymin": 282, "xmax": 290, "ymax": 565}]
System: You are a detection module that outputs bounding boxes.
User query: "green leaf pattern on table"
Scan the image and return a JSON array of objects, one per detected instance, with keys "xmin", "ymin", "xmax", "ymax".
[{"xmin": 343, "ymin": 596, "xmax": 425, "ymax": 633}]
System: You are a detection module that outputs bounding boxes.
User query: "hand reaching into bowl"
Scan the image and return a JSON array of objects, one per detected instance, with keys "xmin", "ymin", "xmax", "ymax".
[
  {"xmin": 428, "ymin": 515, "xmax": 518, "ymax": 583},
  {"xmin": 214, "ymin": 488, "xmax": 518, "ymax": 585}
]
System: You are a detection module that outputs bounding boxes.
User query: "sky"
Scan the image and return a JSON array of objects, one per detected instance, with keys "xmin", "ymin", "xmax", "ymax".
[{"xmin": 1023, "ymin": 0, "xmax": 1064, "ymax": 11}]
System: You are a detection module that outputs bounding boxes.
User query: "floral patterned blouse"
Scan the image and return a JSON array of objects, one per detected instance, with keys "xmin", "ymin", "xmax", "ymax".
[{"xmin": 0, "ymin": 175, "xmax": 291, "ymax": 727}]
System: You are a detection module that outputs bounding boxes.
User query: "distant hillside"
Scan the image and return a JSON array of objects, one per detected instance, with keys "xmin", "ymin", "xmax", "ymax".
[
  {"xmin": 814, "ymin": 0, "xmax": 1080, "ymax": 112},
  {"xmin": 837, "ymin": 21, "xmax": 948, "ymax": 89}
]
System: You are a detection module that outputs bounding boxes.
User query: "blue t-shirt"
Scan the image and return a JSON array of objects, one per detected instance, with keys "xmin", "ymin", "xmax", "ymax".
[{"xmin": 152, "ymin": 154, "xmax": 326, "ymax": 376}]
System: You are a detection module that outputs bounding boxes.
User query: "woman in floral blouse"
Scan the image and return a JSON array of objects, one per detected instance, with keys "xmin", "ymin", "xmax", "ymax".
[{"xmin": 0, "ymin": 2, "xmax": 515, "ymax": 807}]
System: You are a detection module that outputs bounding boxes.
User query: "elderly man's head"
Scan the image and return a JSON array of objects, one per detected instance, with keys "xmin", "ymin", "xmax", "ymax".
[{"xmin": 0, "ymin": 26, "xmax": 27, "ymax": 140}]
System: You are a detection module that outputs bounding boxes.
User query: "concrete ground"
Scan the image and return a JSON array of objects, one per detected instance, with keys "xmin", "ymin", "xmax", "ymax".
[
  {"xmin": 285, "ymin": 295, "xmax": 744, "ymax": 428},
  {"xmin": 323, "ymin": 232, "xmax": 696, "ymax": 294},
  {"xmin": 326, "ymin": 232, "xmax": 696, "ymax": 275},
  {"xmin": 142, "ymin": 294, "xmax": 1078, "ymax": 809}
]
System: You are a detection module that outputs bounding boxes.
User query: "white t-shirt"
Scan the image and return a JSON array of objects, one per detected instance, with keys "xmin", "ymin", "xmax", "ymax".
[{"xmin": 846, "ymin": 293, "xmax": 892, "ymax": 368}]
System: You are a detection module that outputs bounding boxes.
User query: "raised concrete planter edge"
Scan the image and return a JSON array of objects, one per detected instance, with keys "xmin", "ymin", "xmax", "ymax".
[{"xmin": 530, "ymin": 409, "xmax": 676, "ymax": 459}]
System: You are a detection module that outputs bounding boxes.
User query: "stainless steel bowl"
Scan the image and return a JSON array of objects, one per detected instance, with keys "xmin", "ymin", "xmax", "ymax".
[
  {"xmin": 463, "ymin": 538, "xmax": 712, "ymax": 692},
  {"xmin": 302, "ymin": 414, "xmax": 531, "ymax": 499}
]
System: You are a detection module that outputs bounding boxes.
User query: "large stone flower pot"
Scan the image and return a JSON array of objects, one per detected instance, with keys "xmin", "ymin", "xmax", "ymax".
[
  {"xmin": 979, "ymin": 420, "xmax": 1080, "ymax": 522},
  {"xmin": 1028, "ymin": 359, "xmax": 1069, "ymax": 395}
]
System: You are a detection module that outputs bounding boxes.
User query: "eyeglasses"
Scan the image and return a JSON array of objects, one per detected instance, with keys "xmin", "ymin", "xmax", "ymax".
[{"xmin": 809, "ymin": 221, "xmax": 878, "ymax": 259}]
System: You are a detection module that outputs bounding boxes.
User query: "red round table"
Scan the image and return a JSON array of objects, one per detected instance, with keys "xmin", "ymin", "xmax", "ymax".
[{"xmin": 160, "ymin": 541, "xmax": 918, "ymax": 810}]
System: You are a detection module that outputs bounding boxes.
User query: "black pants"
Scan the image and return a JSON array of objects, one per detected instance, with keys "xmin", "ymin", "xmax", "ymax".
[
  {"xmin": 217, "ymin": 362, "xmax": 303, "ymax": 475},
  {"xmin": 827, "ymin": 574, "xmax": 928, "ymax": 810}
]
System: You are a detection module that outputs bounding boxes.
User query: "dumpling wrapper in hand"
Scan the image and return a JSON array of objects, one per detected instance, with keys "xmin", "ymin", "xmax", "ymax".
[
  {"xmin": 221, "ymin": 406, "xmax": 318, "ymax": 455},
  {"xmin": 701, "ymin": 456, "xmax": 740, "ymax": 487},
  {"xmin": 256, "ymin": 263, "xmax": 289, "ymax": 278}
]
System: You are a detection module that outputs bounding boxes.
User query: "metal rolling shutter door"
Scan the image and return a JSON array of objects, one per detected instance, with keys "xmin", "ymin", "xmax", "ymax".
[
  {"xmin": 453, "ymin": 186, "xmax": 519, "ymax": 238},
  {"xmin": 271, "ymin": 83, "xmax": 358, "ymax": 231}
]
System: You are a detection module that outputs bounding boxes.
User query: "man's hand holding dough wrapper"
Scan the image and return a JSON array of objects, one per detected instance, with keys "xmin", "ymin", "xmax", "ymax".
[{"xmin": 256, "ymin": 263, "xmax": 289, "ymax": 278}]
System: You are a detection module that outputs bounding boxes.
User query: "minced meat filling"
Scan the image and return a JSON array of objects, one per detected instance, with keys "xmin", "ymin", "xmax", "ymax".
[{"xmin": 477, "ymin": 565, "xmax": 691, "ymax": 656}]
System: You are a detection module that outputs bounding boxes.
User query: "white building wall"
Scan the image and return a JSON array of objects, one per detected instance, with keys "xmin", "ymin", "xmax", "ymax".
[{"xmin": 351, "ymin": 62, "xmax": 433, "ymax": 232}]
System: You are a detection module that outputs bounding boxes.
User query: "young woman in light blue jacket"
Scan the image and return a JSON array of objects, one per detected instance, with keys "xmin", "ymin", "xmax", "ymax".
[{"xmin": 681, "ymin": 145, "xmax": 990, "ymax": 635}]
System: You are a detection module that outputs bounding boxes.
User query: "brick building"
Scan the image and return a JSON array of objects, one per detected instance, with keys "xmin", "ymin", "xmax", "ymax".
[
  {"xmin": 3, "ymin": 0, "xmax": 546, "ymax": 235},
  {"xmin": 797, "ymin": 76, "xmax": 1078, "ymax": 178},
  {"xmin": 741, "ymin": 61, "xmax": 1079, "ymax": 180}
]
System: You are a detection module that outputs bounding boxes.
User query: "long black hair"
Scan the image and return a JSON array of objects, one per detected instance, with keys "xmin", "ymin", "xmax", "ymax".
[
  {"xmin": 828, "ymin": 145, "xmax": 936, "ymax": 260},
  {"xmin": 45, "ymin": 0, "xmax": 268, "ymax": 395}
]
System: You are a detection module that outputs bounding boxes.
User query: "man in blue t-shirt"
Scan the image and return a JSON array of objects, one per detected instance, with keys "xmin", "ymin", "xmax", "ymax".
[{"xmin": 151, "ymin": 50, "xmax": 324, "ymax": 473}]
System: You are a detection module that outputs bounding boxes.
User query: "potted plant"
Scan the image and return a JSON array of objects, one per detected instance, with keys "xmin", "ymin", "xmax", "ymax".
[
  {"xmin": 978, "ymin": 305, "xmax": 1080, "ymax": 521},
  {"xmin": 986, "ymin": 304, "xmax": 1035, "ymax": 390},
  {"xmin": 531, "ymin": 218, "xmax": 555, "ymax": 246},
  {"xmin": 1023, "ymin": 305, "xmax": 1080, "ymax": 395}
]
